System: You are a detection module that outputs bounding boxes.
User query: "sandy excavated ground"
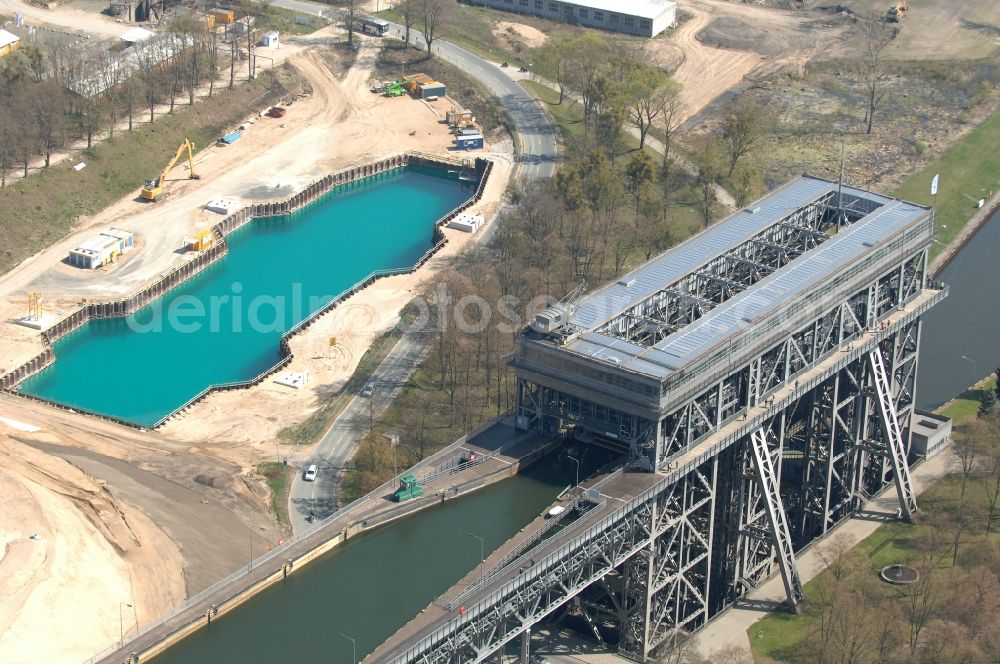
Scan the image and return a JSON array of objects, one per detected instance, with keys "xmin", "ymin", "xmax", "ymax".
[
  {"xmin": 0, "ymin": 20, "xmax": 514, "ymax": 663},
  {"xmin": 0, "ymin": 40, "xmax": 513, "ymax": 450},
  {"xmin": 644, "ymin": 0, "xmax": 860, "ymax": 126},
  {"xmin": 647, "ymin": 4, "xmax": 762, "ymax": 126},
  {"xmin": 818, "ymin": 0, "xmax": 1000, "ymax": 61},
  {"xmin": 493, "ymin": 21, "xmax": 548, "ymax": 50},
  {"xmin": 0, "ymin": 426, "xmax": 185, "ymax": 664}
]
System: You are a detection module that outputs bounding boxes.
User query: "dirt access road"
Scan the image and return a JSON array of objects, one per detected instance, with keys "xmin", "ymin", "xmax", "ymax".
[{"xmin": 0, "ymin": 9, "xmax": 512, "ymax": 664}]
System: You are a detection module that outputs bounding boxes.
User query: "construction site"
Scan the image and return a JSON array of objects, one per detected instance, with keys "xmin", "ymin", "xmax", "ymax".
[
  {"xmin": 0, "ymin": 0, "xmax": 996, "ymax": 662},
  {"xmin": 0, "ymin": 2, "xmax": 517, "ymax": 661}
]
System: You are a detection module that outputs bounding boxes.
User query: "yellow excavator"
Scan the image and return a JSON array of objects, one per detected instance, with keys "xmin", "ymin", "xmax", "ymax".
[{"xmin": 141, "ymin": 139, "xmax": 200, "ymax": 202}]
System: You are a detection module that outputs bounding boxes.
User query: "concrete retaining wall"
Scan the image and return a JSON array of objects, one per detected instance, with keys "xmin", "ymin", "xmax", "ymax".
[{"xmin": 2, "ymin": 155, "xmax": 494, "ymax": 427}]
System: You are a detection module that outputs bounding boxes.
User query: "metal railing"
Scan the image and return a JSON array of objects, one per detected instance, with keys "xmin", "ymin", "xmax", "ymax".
[
  {"xmin": 81, "ymin": 417, "xmax": 523, "ymax": 664},
  {"xmin": 382, "ymin": 291, "xmax": 948, "ymax": 663}
]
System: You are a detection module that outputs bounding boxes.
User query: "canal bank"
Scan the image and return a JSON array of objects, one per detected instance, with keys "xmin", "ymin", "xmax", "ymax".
[{"xmin": 89, "ymin": 422, "xmax": 577, "ymax": 664}]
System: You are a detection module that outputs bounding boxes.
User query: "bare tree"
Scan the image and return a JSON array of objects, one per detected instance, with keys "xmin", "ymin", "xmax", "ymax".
[
  {"xmin": 900, "ymin": 564, "xmax": 940, "ymax": 654},
  {"xmin": 692, "ymin": 138, "xmax": 723, "ymax": 228},
  {"xmin": 0, "ymin": 115, "xmax": 12, "ymax": 187},
  {"xmin": 417, "ymin": 0, "xmax": 447, "ymax": 55},
  {"xmin": 31, "ymin": 81, "xmax": 64, "ymax": 167},
  {"xmin": 206, "ymin": 27, "xmax": 220, "ymax": 97},
  {"xmin": 985, "ymin": 438, "xmax": 1000, "ymax": 533},
  {"xmin": 134, "ymin": 38, "xmax": 162, "ymax": 123},
  {"xmin": 627, "ymin": 68, "xmax": 679, "ymax": 150},
  {"xmin": 652, "ymin": 629, "xmax": 696, "ymax": 664},
  {"xmin": 343, "ymin": 0, "xmax": 358, "ymax": 48},
  {"xmin": 399, "ymin": 0, "xmax": 416, "ymax": 45},
  {"xmin": 13, "ymin": 105, "xmax": 34, "ymax": 177},
  {"xmin": 228, "ymin": 32, "xmax": 239, "ymax": 90},
  {"xmin": 97, "ymin": 47, "xmax": 124, "ymax": 138},
  {"xmin": 858, "ymin": 14, "xmax": 894, "ymax": 135},
  {"xmin": 722, "ymin": 100, "xmax": 765, "ymax": 176}
]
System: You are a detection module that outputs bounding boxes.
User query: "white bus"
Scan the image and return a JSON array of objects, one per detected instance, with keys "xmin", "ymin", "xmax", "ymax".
[{"xmin": 356, "ymin": 16, "xmax": 390, "ymax": 36}]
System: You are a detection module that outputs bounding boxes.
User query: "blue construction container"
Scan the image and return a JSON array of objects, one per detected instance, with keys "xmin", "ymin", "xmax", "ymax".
[
  {"xmin": 219, "ymin": 130, "xmax": 242, "ymax": 145},
  {"xmin": 455, "ymin": 134, "xmax": 484, "ymax": 150}
]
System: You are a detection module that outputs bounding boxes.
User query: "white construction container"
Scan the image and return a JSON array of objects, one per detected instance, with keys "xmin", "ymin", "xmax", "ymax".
[
  {"xmin": 205, "ymin": 199, "xmax": 241, "ymax": 215},
  {"xmin": 447, "ymin": 212, "xmax": 484, "ymax": 233},
  {"xmin": 68, "ymin": 228, "xmax": 134, "ymax": 269}
]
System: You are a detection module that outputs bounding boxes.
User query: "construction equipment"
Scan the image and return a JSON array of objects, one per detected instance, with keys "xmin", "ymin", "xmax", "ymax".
[
  {"xmin": 391, "ymin": 475, "xmax": 424, "ymax": 502},
  {"xmin": 27, "ymin": 292, "xmax": 42, "ymax": 321},
  {"xmin": 384, "ymin": 81, "xmax": 406, "ymax": 97},
  {"xmin": 141, "ymin": 139, "xmax": 200, "ymax": 202},
  {"xmin": 886, "ymin": 1, "xmax": 908, "ymax": 22}
]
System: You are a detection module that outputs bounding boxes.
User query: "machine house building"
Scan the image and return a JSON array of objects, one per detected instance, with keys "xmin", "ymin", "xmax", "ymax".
[{"xmin": 467, "ymin": 0, "xmax": 678, "ymax": 38}]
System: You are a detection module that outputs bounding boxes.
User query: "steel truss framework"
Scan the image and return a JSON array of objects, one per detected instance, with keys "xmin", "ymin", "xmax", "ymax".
[
  {"xmin": 388, "ymin": 299, "xmax": 936, "ymax": 664},
  {"xmin": 387, "ymin": 197, "xmax": 939, "ymax": 663},
  {"xmin": 595, "ymin": 192, "xmax": 879, "ymax": 346},
  {"xmin": 517, "ymin": 250, "xmax": 927, "ymax": 479}
]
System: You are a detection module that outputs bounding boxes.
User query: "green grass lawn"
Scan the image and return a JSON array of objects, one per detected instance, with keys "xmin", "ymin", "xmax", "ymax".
[
  {"xmin": 893, "ymin": 109, "xmax": 1000, "ymax": 260},
  {"xmin": 519, "ymin": 79, "xmax": 586, "ymax": 142},
  {"xmin": 939, "ymin": 376, "xmax": 997, "ymax": 423},
  {"xmin": 257, "ymin": 461, "xmax": 293, "ymax": 526},
  {"xmin": 259, "ymin": 7, "xmax": 331, "ymax": 36}
]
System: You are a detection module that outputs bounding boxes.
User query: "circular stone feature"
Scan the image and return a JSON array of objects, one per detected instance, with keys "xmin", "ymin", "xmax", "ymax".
[{"xmin": 880, "ymin": 564, "xmax": 919, "ymax": 585}]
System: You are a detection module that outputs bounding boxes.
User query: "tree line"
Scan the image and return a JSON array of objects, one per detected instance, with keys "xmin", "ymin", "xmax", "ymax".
[{"xmin": 0, "ymin": 4, "xmax": 271, "ymax": 185}]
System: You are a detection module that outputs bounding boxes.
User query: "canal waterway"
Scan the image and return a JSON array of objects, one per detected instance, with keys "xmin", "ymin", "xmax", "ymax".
[
  {"xmin": 20, "ymin": 166, "xmax": 472, "ymax": 426},
  {"xmin": 149, "ymin": 449, "xmax": 611, "ymax": 664},
  {"xmin": 917, "ymin": 205, "xmax": 1000, "ymax": 408},
  {"xmin": 117, "ymin": 200, "xmax": 994, "ymax": 663}
]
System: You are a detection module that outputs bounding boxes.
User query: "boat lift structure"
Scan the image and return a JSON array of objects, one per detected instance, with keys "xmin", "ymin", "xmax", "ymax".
[{"xmin": 371, "ymin": 175, "xmax": 947, "ymax": 663}]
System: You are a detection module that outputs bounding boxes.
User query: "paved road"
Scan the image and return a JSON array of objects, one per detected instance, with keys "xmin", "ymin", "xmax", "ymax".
[
  {"xmin": 269, "ymin": 0, "xmax": 559, "ymax": 181},
  {"xmin": 280, "ymin": 6, "xmax": 557, "ymax": 533},
  {"xmin": 286, "ymin": 329, "xmax": 428, "ymax": 532}
]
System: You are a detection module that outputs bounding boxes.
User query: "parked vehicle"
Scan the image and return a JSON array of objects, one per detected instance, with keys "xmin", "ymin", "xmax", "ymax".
[{"xmin": 392, "ymin": 475, "xmax": 424, "ymax": 502}]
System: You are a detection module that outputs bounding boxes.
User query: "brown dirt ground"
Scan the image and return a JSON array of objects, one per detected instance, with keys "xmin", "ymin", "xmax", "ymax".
[
  {"xmin": 0, "ymin": 19, "xmax": 514, "ymax": 664},
  {"xmin": 809, "ymin": 0, "xmax": 1000, "ymax": 61},
  {"xmin": 492, "ymin": 21, "xmax": 548, "ymax": 50}
]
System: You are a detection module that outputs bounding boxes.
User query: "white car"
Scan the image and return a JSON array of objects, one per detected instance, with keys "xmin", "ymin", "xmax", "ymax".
[{"xmin": 303, "ymin": 464, "xmax": 318, "ymax": 481}]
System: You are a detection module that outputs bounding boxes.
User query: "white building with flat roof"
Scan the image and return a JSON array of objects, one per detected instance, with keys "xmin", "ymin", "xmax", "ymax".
[
  {"xmin": 68, "ymin": 228, "xmax": 134, "ymax": 269},
  {"xmin": 467, "ymin": 0, "xmax": 677, "ymax": 38}
]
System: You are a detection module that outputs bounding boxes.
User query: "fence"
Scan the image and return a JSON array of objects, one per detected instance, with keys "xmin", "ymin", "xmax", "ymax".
[
  {"xmin": 3, "ymin": 154, "xmax": 494, "ymax": 428},
  {"xmin": 82, "ymin": 418, "xmax": 522, "ymax": 664}
]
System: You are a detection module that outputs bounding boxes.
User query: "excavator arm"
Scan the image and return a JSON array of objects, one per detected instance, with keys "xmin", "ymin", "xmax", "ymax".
[{"xmin": 141, "ymin": 139, "xmax": 199, "ymax": 201}]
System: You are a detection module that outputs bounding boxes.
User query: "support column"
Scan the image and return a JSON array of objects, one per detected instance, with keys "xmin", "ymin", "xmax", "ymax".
[
  {"xmin": 749, "ymin": 428, "xmax": 806, "ymax": 612},
  {"xmin": 519, "ymin": 628, "xmax": 530, "ymax": 664},
  {"xmin": 867, "ymin": 348, "xmax": 918, "ymax": 521}
]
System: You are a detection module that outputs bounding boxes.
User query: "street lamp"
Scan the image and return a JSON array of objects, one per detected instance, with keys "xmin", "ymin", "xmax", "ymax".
[
  {"xmin": 567, "ymin": 455, "xmax": 580, "ymax": 486},
  {"xmin": 119, "ymin": 602, "xmax": 133, "ymax": 648},
  {"xmin": 340, "ymin": 633, "xmax": 357, "ymax": 664},
  {"xmin": 961, "ymin": 355, "xmax": 977, "ymax": 382},
  {"xmin": 467, "ymin": 531, "xmax": 485, "ymax": 585},
  {"xmin": 253, "ymin": 53, "xmax": 275, "ymax": 92}
]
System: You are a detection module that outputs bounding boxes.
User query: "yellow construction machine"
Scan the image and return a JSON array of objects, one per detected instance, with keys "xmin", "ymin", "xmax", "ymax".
[
  {"xmin": 141, "ymin": 139, "xmax": 200, "ymax": 202},
  {"xmin": 886, "ymin": 0, "xmax": 910, "ymax": 22}
]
